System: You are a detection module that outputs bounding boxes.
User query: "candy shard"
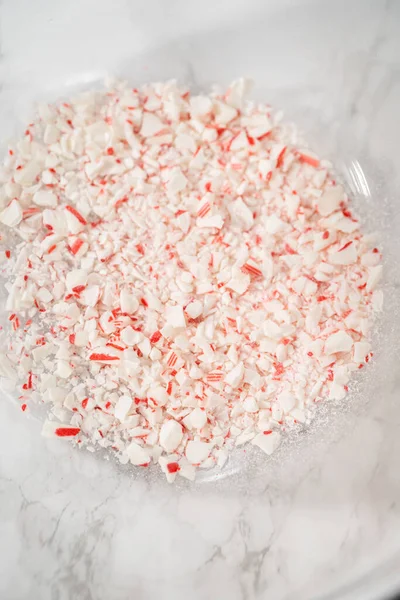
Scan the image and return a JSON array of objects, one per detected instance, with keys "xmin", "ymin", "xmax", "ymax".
[
  {"xmin": 165, "ymin": 305, "xmax": 186, "ymax": 329},
  {"xmin": 225, "ymin": 362, "xmax": 244, "ymax": 388},
  {"xmin": 318, "ymin": 186, "xmax": 343, "ymax": 216},
  {"xmin": 329, "ymin": 244, "xmax": 357, "ymax": 265},
  {"xmin": 42, "ymin": 420, "xmax": 80, "ymax": 438},
  {"xmin": 14, "ymin": 161, "xmax": 42, "ymax": 186},
  {"xmin": 159, "ymin": 419, "xmax": 183, "ymax": 452},
  {"xmin": 140, "ymin": 113, "xmax": 165, "ymax": 137},
  {"xmin": 126, "ymin": 441, "xmax": 151, "ymax": 466},
  {"xmin": 0, "ymin": 199, "xmax": 23, "ymax": 227},
  {"xmin": 252, "ymin": 431, "xmax": 281, "ymax": 455},
  {"xmin": 324, "ymin": 331, "xmax": 353, "ymax": 355},
  {"xmin": 353, "ymin": 341, "xmax": 371, "ymax": 363},
  {"xmin": 114, "ymin": 395, "xmax": 132, "ymax": 421},
  {"xmin": 366, "ymin": 265, "xmax": 382, "ymax": 292},
  {"xmin": 33, "ymin": 190, "xmax": 58, "ymax": 207},
  {"xmin": 190, "ymin": 407, "xmax": 207, "ymax": 429},
  {"xmin": 185, "ymin": 440, "xmax": 212, "ymax": 464}
]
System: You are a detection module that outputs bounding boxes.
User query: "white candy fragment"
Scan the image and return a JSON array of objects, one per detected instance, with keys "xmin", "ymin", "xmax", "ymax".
[
  {"xmin": 264, "ymin": 214, "xmax": 285, "ymax": 234},
  {"xmin": 56, "ymin": 360, "xmax": 73, "ymax": 378},
  {"xmin": 137, "ymin": 338, "xmax": 151, "ymax": 358},
  {"xmin": 244, "ymin": 113, "xmax": 271, "ymax": 138},
  {"xmin": 86, "ymin": 121, "xmax": 111, "ymax": 147},
  {"xmin": 329, "ymin": 243, "xmax": 357, "ymax": 265},
  {"xmin": 36, "ymin": 287, "xmax": 53, "ymax": 303},
  {"xmin": 120, "ymin": 290, "xmax": 139, "ymax": 314},
  {"xmin": 33, "ymin": 190, "xmax": 58, "ymax": 207},
  {"xmin": 252, "ymin": 432, "xmax": 281, "ymax": 455},
  {"xmin": 126, "ymin": 442, "xmax": 151, "ymax": 465},
  {"xmin": 185, "ymin": 440, "xmax": 212, "ymax": 464},
  {"xmin": 231, "ymin": 197, "xmax": 253, "ymax": 230},
  {"xmin": 148, "ymin": 385, "xmax": 168, "ymax": 407},
  {"xmin": 230, "ymin": 131, "xmax": 249, "ymax": 151},
  {"xmin": 44, "ymin": 124, "xmax": 60, "ymax": 144},
  {"xmin": 324, "ymin": 331, "xmax": 353, "ymax": 355},
  {"xmin": 214, "ymin": 101, "xmax": 237, "ymax": 125},
  {"xmin": 186, "ymin": 300, "xmax": 202, "ymax": 319},
  {"xmin": 140, "ymin": 113, "xmax": 165, "ymax": 137},
  {"xmin": 32, "ymin": 344, "xmax": 55, "ymax": 362},
  {"xmin": 159, "ymin": 420, "xmax": 183, "ymax": 452},
  {"xmin": 196, "ymin": 214, "xmax": 224, "ymax": 229},
  {"xmin": 263, "ymin": 320, "xmax": 282, "ymax": 340},
  {"xmin": 0, "ymin": 199, "xmax": 22, "ymax": 227},
  {"xmin": 166, "ymin": 168, "xmax": 187, "ymax": 194},
  {"xmin": 79, "ymin": 286, "xmax": 99, "ymax": 307},
  {"xmin": 121, "ymin": 326, "xmax": 142, "ymax": 346},
  {"xmin": 366, "ymin": 265, "xmax": 382, "ymax": 292},
  {"xmin": 225, "ymin": 78, "xmax": 253, "ymax": 108},
  {"xmin": 226, "ymin": 270, "xmax": 250, "ymax": 295},
  {"xmin": 243, "ymin": 397, "xmax": 258, "ymax": 413},
  {"xmin": 353, "ymin": 341, "xmax": 371, "ymax": 363},
  {"xmin": 277, "ymin": 393, "xmax": 295, "ymax": 413},
  {"xmin": 225, "ymin": 362, "xmax": 244, "ymax": 388},
  {"xmin": 165, "ymin": 305, "xmax": 186, "ymax": 329},
  {"xmin": 318, "ymin": 186, "xmax": 343, "ymax": 216},
  {"xmin": 190, "ymin": 407, "xmax": 207, "ymax": 429},
  {"xmin": 14, "ymin": 161, "xmax": 42, "ymax": 186},
  {"xmin": 114, "ymin": 395, "xmax": 132, "ymax": 421},
  {"xmin": 178, "ymin": 460, "xmax": 196, "ymax": 481},
  {"xmin": 190, "ymin": 95, "xmax": 213, "ymax": 118},
  {"xmin": 66, "ymin": 269, "xmax": 87, "ymax": 290}
]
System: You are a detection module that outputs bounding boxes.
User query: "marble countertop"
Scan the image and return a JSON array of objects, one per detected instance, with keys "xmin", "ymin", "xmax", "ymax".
[{"xmin": 1, "ymin": 1, "xmax": 400, "ymax": 599}]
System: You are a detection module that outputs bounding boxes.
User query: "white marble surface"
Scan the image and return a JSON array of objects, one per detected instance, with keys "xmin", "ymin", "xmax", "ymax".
[{"xmin": 1, "ymin": 1, "xmax": 400, "ymax": 599}]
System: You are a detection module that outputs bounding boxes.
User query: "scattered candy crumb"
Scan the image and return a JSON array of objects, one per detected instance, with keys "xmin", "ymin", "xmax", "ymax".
[{"xmin": 0, "ymin": 78, "xmax": 382, "ymax": 482}]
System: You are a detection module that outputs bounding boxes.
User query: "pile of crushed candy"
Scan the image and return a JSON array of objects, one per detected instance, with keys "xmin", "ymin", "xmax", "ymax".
[{"xmin": 0, "ymin": 78, "xmax": 382, "ymax": 482}]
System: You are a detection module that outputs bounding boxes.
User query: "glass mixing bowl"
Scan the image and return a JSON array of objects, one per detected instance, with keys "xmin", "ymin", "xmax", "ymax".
[{"xmin": 0, "ymin": 1, "xmax": 399, "ymax": 599}]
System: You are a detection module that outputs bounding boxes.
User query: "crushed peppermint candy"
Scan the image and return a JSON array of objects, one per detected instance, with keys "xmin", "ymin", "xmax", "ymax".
[{"xmin": 0, "ymin": 78, "xmax": 383, "ymax": 482}]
